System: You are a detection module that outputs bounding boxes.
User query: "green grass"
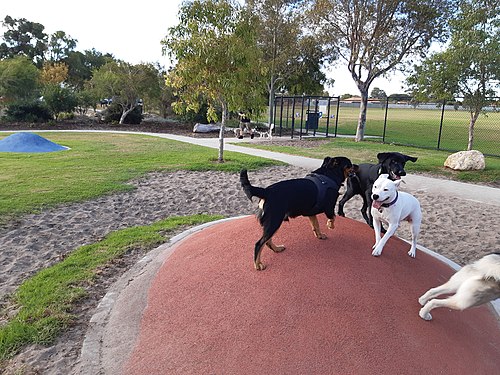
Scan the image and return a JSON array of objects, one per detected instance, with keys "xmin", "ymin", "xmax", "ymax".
[
  {"xmin": 0, "ymin": 214, "xmax": 223, "ymax": 360},
  {"xmin": 241, "ymin": 137, "xmax": 500, "ymax": 184},
  {"xmin": 0, "ymin": 132, "xmax": 282, "ymax": 222}
]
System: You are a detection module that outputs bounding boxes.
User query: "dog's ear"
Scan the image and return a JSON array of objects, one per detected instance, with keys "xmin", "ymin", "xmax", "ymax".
[
  {"xmin": 321, "ymin": 157, "xmax": 332, "ymax": 167},
  {"xmin": 379, "ymin": 173, "xmax": 390, "ymax": 180},
  {"xmin": 404, "ymin": 155, "xmax": 418, "ymax": 163},
  {"xmin": 377, "ymin": 152, "xmax": 391, "ymax": 163},
  {"xmin": 352, "ymin": 164, "xmax": 359, "ymax": 173}
]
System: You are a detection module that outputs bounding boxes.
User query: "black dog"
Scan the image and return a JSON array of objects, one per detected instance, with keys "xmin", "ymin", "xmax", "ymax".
[
  {"xmin": 240, "ymin": 156, "xmax": 354, "ymax": 270},
  {"xmin": 337, "ymin": 152, "xmax": 417, "ymax": 228}
]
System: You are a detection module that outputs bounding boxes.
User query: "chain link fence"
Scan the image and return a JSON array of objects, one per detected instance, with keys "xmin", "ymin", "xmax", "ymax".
[{"xmin": 272, "ymin": 96, "xmax": 500, "ymax": 157}]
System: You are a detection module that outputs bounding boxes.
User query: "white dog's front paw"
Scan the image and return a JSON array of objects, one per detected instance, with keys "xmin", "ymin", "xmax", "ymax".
[
  {"xmin": 419, "ymin": 308, "xmax": 432, "ymax": 321},
  {"xmin": 372, "ymin": 247, "xmax": 382, "ymax": 257},
  {"xmin": 418, "ymin": 296, "xmax": 428, "ymax": 306},
  {"xmin": 408, "ymin": 249, "xmax": 416, "ymax": 258}
]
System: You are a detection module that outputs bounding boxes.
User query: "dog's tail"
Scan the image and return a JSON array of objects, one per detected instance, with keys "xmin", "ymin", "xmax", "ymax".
[{"xmin": 240, "ymin": 169, "xmax": 267, "ymax": 201}]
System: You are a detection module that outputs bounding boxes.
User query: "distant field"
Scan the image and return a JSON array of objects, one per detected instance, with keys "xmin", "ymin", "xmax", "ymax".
[{"xmin": 258, "ymin": 105, "xmax": 500, "ymax": 156}]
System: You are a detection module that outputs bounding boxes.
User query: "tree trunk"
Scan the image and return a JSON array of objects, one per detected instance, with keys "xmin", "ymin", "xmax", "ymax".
[
  {"xmin": 119, "ymin": 106, "xmax": 134, "ymax": 125},
  {"xmin": 355, "ymin": 88, "xmax": 369, "ymax": 142},
  {"xmin": 218, "ymin": 101, "xmax": 227, "ymax": 163},
  {"xmin": 468, "ymin": 110, "xmax": 480, "ymax": 151}
]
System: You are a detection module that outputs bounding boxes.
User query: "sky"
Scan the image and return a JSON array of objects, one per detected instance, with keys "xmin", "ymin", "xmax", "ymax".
[{"xmin": 1, "ymin": 0, "xmax": 408, "ymax": 96}]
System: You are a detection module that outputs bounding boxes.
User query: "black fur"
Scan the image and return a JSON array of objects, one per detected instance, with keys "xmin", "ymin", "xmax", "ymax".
[
  {"xmin": 337, "ymin": 152, "xmax": 417, "ymax": 227},
  {"xmin": 240, "ymin": 156, "xmax": 353, "ymax": 270}
]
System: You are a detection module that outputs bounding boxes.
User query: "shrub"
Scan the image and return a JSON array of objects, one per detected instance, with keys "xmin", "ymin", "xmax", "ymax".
[
  {"xmin": 42, "ymin": 85, "xmax": 78, "ymax": 121},
  {"xmin": 4, "ymin": 100, "xmax": 52, "ymax": 123}
]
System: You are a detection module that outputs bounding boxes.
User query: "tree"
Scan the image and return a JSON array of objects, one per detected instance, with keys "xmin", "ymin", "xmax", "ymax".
[
  {"xmin": 65, "ymin": 49, "xmax": 114, "ymax": 89},
  {"xmin": 286, "ymin": 34, "xmax": 330, "ymax": 95},
  {"xmin": 0, "ymin": 56, "xmax": 40, "ymax": 101},
  {"xmin": 163, "ymin": 0, "xmax": 263, "ymax": 162},
  {"xmin": 40, "ymin": 62, "xmax": 69, "ymax": 85},
  {"xmin": 309, "ymin": 0, "xmax": 452, "ymax": 141},
  {"xmin": 47, "ymin": 30, "xmax": 77, "ymax": 62},
  {"xmin": 246, "ymin": 0, "xmax": 315, "ymax": 125},
  {"xmin": 0, "ymin": 16, "xmax": 48, "ymax": 67},
  {"xmin": 370, "ymin": 87, "xmax": 387, "ymax": 100},
  {"xmin": 407, "ymin": 0, "xmax": 499, "ymax": 150},
  {"xmin": 90, "ymin": 61, "xmax": 161, "ymax": 124}
]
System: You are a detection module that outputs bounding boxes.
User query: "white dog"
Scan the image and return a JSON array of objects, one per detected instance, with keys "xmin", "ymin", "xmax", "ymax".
[
  {"xmin": 418, "ymin": 253, "xmax": 500, "ymax": 321},
  {"xmin": 370, "ymin": 174, "xmax": 422, "ymax": 257}
]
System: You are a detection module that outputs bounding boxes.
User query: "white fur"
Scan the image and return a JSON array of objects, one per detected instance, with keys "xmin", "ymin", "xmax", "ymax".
[
  {"xmin": 418, "ymin": 253, "xmax": 500, "ymax": 321},
  {"xmin": 256, "ymin": 123, "xmax": 274, "ymax": 139},
  {"xmin": 370, "ymin": 174, "xmax": 422, "ymax": 257}
]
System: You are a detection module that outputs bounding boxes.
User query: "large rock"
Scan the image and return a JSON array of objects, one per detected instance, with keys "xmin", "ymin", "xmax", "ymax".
[
  {"xmin": 444, "ymin": 150, "xmax": 485, "ymax": 171},
  {"xmin": 193, "ymin": 123, "xmax": 220, "ymax": 133}
]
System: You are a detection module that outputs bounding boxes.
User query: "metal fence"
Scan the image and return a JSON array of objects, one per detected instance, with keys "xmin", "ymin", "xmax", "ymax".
[{"xmin": 272, "ymin": 96, "xmax": 500, "ymax": 157}]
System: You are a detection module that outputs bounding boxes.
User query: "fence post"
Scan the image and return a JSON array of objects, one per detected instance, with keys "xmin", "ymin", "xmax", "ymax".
[
  {"xmin": 325, "ymin": 97, "xmax": 331, "ymax": 137},
  {"xmin": 382, "ymin": 97, "xmax": 389, "ymax": 143},
  {"xmin": 437, "ymin": 99, "xmax": 446, "ymax": 150},
  {"xmin": 334, "ymin": 96, "xmax": 340, "ymax": 137},
  {"xmin": 279, "ymin": 95, "xmax": 284, "ymax": 137},
  {"xmin": 299, "ymin": 95, "xmax": 305, "ymax": 140},
  {"xmin": 291, "ymin": 97, "xmax": 296, "ymax": 139}
]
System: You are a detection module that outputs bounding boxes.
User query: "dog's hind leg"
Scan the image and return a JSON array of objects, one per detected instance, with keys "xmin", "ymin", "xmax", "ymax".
[
  {"xmin": 419, "ymin": 277, "xmax": 487, "ymax": 321},
  {"xmin": 408, "ymin": 216, "xmax": 421, "ymax": 258},
  {"xmin": 418, "ymin": 266, "xmax": 474, "ymax": 306},
  {"xmin": 254, "ymin": 214, "xmax": 284, "ymax": 271},
  {"xmin": 338, "ymin": 189, "xmax": 355, "ymax": 217},
  {"xmin": 361, "ymin": 191, "xmax": 372, "ymax": 226},
  {"xmin": 266, "ymin": 238, "xmax": 285, "ymax": 253}
]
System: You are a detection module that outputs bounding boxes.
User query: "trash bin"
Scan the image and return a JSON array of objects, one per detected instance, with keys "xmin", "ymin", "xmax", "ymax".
[{"xmin": 306, "ymin": 111, "xmax": 319, "ymax": 130}]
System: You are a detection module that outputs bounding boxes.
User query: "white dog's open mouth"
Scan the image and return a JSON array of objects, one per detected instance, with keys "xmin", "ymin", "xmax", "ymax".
[{"xmin": 372, "ymin": 197, "xmax": 390, "ymax": 209}]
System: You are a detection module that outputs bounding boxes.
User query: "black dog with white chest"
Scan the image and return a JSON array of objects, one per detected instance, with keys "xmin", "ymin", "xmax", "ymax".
[
  {"xmin": 337, "ymin": 152, "xmax": 417, "ymax": 228},
  {"xmin": 240, "ymin": 156, "xmax": 354, "ymax": 270}
]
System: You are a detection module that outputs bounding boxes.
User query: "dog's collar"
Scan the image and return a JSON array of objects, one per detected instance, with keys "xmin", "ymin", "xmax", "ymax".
[{"xmin": 381, "ymin": 191, "xmax": 398, "ymax": 209}]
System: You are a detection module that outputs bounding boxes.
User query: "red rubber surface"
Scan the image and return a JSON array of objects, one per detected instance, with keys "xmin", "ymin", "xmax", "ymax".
[{"xmin": 125, "ymin": 216, "xmax": 500, "ymax": 374}]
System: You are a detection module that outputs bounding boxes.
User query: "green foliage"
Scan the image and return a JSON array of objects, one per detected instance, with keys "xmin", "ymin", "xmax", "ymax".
[
  {"xmin": 47, "ymin": 30, "xmax": 77, "ymax": 62},
  {"xmin": 75, "ymin": 87, "xmax": 100, "ymax": 114},
  {"xmin": 247, "ymin": 0, "xmax": 318, "ymax": 123},
  {"xmin": 163, "ymin": 0, "xmax": 264, "ymax": 124},
  {"xmin": 370, "ymin": 87, "xmax": 387, "ymax": 100},
  {"xmin": 42, "ymin": 84, "xmax": 78, "ymax": 120},
  {"xmin": 4, "ymin": 100, "xmax": 52, "ymax": 123},
  {"xmin": 65, "ymin": 49, "xmax": 115, "ymax": 89},
  {"xmin": 0, "ymin": 214, "xmax": 222, "ymax": 359},
  {"xmin": 0, "ymin": 56, "xmax": 40, "ymax": 101},
  {"xmin": 0, "ymin": 16, "xmax": 48, "ymax": 66}
]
